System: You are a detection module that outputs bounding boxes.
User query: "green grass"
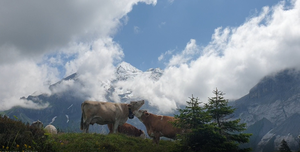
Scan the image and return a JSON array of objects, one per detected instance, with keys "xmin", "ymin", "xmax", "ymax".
[
  {"xmin": 0, "ymin": 115, "xmax": 178, "ymax": 152},
  {"xmin": 48, "ymin": 133, "xmax": 178, "ymax": 152}
]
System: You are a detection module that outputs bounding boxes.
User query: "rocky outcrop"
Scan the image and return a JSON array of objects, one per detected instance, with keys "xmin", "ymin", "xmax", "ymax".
[{"xmin": 233, "ymin": 69, "xmax": 300, "ymax": 151}]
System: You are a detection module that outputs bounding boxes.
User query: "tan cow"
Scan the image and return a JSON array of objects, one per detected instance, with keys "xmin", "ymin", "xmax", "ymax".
[
  {"xmin": 80, "ymin": 100, "xmax": 144, "ymax": 133},
  {"xmin": 107, "ymin": 123, "xmax": 146, "ymax": 139},
  {"xmin": 134, "ymin": 110, "xmax": 185, "ymax": 144}
]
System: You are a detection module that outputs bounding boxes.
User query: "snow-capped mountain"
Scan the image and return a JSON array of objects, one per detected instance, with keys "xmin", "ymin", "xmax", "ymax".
[
  {"xmin": 116, "ymin": 61, "xmax": 163, "ymax": 81},
  {"xmin": 116, "ymin": 61, "xmax": 142, "ymax": 81},
  {"xmin": 3, "ymin": 62, "xmax": 300, "ymax": 151},
  {"xmin": 4, "ymin": 62, "xmax": 163, "ymax": 133}
]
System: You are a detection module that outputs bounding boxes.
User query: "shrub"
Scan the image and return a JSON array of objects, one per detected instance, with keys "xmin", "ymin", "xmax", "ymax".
[{"xmin": 0, "ymin": 115, "xmax": 55, "ymax": 152}]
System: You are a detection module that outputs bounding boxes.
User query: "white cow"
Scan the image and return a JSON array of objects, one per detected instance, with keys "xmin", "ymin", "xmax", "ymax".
[
  {"xmin": 80, "ymin": 100, "xmax": 144, "ymax": 133},
  {"xmin": 44, "ymin": 125, "xmax": 57, "ymax": 134}
]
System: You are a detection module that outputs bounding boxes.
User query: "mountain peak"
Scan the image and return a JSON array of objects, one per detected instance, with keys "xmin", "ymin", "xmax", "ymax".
[
  {"xmin": 116, "ymin": 62, "xmax": 142, "ymax": 81},
  {"xmin": 116, "ymin": 62, "xmax": 141, "ymax": 74},
  {"xmin": 248, "ymin": 68, "xmax": 300, "ymax": 100}
]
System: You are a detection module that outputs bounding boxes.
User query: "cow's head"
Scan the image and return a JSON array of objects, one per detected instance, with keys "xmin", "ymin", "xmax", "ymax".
[
  {"xmin": 129, "ymin": 100, "xmax": 145, "ymax": 110},
  {"xmin": 128, "ymin": 100, "xmax": 145, "ymax": 119},
  {"xmin": 133, "ymin": 109, "xmax": 149, "ymax": 120}
]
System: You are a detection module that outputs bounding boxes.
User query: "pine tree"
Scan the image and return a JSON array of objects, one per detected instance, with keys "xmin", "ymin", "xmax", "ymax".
[
  {"xmin": 174, "ymin": 89, "xmax": 252, "ymax": 152},
  {"xmin": 173, "ymin": 95, "xmax": 225, "ymax": 152},
  {"xmin": 279, "ymin": 139, "xmax": 292, "ymax": 152},
  {"xmin": 204, "ymin": 88, "xmax": 252, "ymax": 152},
  {"xmin": 174, "ymin": 95, "xmax": 211, "ymax": 129}
]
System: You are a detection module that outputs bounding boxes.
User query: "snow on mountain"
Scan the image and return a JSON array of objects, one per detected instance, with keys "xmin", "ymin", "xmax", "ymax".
[
  {"xmin": 66, "ymin": 115, "xmax": 69, "ymax": 123},
  {"xmin": 111, "ymin": 62, "xmax": 163, "ymax": 100},
  {"xmin": 116, "ymin": 61, "xmax": 142, "ymax": 81},
  {"xmin": 115, "ymin": 61, "xmax": 163, "ymax": 81},
  {"xmin": 47, "ymin": 61, "xmax": 162, "ymax": 100},
  {"xmin": 145, "ymin": 68, "xmax": 163, "ymax": 81},
  {"xmin": 49, "ymin": 116, "xmax": 57, "ymax": 125}
]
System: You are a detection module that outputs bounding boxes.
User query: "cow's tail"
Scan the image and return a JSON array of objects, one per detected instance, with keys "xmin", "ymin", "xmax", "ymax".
[{"xmin": 80, "ymin": 102, "xmax": 85, "ymax": 130}]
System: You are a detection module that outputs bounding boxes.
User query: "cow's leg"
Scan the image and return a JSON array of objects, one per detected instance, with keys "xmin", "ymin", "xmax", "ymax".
[
  {"xmin": 83, "ymin": 123, "xmax": 89, "ymax": 133},
  {"xmin": 85, "ymin": 124, "xmax": 90, "ymax": 133},
  {"xmin": 153, "ymin": 133, "xmax": 160, "ymax": 144},
  {"xmin": 83, "ymin": 118, "xmax": 91, "ymax": 133},
  {"xmin": 107, "ymin": 124, "xmax": 114, "ymax": 134},
  {"xmin": 112, "ymin": 121, "xmax": 120, "ymax": 133}
]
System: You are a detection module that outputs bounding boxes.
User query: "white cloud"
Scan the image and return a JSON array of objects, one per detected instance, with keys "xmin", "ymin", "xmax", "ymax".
[
  {"xmin": 168, "ymin": 39, "xmax": 200, "ymax": 66},
  {"xmin": 0, "ymin": 0, "xmax": 157, "ymax": 111},
  {"xmin": 134, "ymin": 26, "xmax": 141, "ymax": 34},
  {"xmin": 163, "ymin": 0, "xmax": 300, "ymax": 100},
  {"xmin": 168, "ymin": 0, "xmax": 174, "ymax": 4},
  {"xmin": 174, "ymin": 0, "xmax": 300, "ymax": 98},
  {"xmin": 65, "ymin": 38, "xmax": 124, "ymax": 101},
  {"xmin": 158, "ymin": 49, "xmax": 174, "ymax": 61},
  {"xmin": 113, "ymin": 0, "xmax": 300, "ymax": 114},
  {"xmin": 159, "ymin": 22, "xmax": 167, "ymax": 28},
  {"xmin": 0, "ymin": 60, "xmax": 54, "ymax": 110},
  {"xmin": 0, "ymin": 0, "xmax": 157, "ymax": 64}
]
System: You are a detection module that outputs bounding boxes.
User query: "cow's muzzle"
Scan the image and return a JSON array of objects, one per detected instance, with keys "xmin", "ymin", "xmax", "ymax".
[{"xmin": 128, "ymin": 108, "xmax": 134, "ymax": 119}]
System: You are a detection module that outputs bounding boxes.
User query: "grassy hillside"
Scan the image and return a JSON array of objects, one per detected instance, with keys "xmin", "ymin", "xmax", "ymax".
[
  {"xmin": 48, "ymin": 133, "xmax": 177, "ymax": 152},
  {"xmin": 0, "ymin": 131, "xmax": 178, "ymax": 152},
  {"xmin": 0, "ymin": 115, "xmax": 177, "ymax": 152}
]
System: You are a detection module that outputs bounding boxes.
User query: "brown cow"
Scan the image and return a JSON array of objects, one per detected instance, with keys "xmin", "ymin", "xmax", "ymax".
[
  {"xmin": 80, "ymin": 100, "xmax": 144, "ymax": 133},
  {"xmin": 107, "ymin": 123, "xmax": 146, "ymax": 139},
  {"xmin": 133, "ymin": 110, "xmax": 186, "ymax": 144}
]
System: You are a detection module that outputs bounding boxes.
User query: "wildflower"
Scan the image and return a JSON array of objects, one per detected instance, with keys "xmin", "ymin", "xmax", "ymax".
[
  {"xmin": 61, "ymin": 143, "xmax": 64, "ymax": 145},
  {"xmin": 28, "ymin": 146, "xmax": 31, "ymax": 148},
  {"xmin": 24, "ymin": 144, "xmax": 27, "ymax": 148},
  {"xmin": 6, "ymin": 146, "xmax": 8, "ymax": 150},
  {"xmin": 2, "ymin": 145, "xmax": 4, "ymax": 149},
  {"xmin": 17, "ymin": 144, "xmax": 19, "ymax": 148}
]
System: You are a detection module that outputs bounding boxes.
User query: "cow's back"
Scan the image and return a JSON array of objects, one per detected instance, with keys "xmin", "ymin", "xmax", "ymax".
[
  {"xmin": 118, "ymin": 123, "xmax": 140, "ymax": 136},
  {"xmin": 82, "ymin": 101, "xmax": 128, "ymax": 125}
]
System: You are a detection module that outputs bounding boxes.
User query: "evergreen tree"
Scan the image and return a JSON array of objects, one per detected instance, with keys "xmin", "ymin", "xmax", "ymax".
[
  {"xmin": 204, "ymin": 88, "xmax": 252, "ymax": 152},
  {"xmin": 173, "ymin": 95, "xmax": 225, "ymax": 152},
  {"xmin": 174, "ymin": 95, "xmax": 210, "ymax": 129},
  {"xmin": 173, "ymin": 89, "xmax": 252, "ymax": 152},
  {"xmin": 279, "ymin": 139, "xmax": 292, "ymax": 152}
]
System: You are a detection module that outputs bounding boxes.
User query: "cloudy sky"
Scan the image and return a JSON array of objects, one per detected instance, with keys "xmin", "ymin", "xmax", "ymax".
[{"xmin": 1, "ymin": 0, "xmax": 300, "ymax": 113}]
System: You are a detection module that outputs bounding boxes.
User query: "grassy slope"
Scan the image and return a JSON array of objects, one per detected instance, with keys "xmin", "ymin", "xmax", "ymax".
[{"xmin": 48, "ymin": 133, "xmax": 177, "ymax": 152}]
